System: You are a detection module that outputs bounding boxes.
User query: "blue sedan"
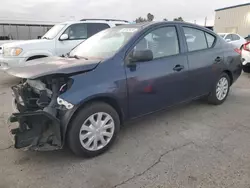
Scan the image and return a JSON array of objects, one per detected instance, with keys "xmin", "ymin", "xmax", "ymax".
[{"xmin": 8, "ymin": 21, "xmax": 242, "ymax": 157}]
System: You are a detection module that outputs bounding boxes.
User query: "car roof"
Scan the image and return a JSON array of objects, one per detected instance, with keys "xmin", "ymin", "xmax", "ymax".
[
  {"xmin": 60, "ymin": 19, "xmax": 129, "ymax": 25},
  {"xmin": 218, "ymin": 33, "xmax": 239, "ymax": 35},
  {"xmin": 117, "ymin": 21, "xmax": 214, "ymax": 33},
  {"xmin": 80, "ymin": 18, "xmax": 129, "ymax": 22}
]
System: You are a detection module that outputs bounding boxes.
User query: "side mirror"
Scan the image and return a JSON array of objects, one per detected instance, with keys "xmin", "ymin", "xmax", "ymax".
[
  {"xmin": 130, "ymin": 50, "xmax": 153, "ymax": 63},
  {"xmin": 225, "ymin": 39, "xmax": 231, "ymax": 42},
  {"xmin": 60, "ymin": 34, "xmax": 69, "ymax": 41}
]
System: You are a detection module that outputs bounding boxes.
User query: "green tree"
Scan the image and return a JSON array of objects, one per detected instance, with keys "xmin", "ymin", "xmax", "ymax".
[
  {"xmin": 147, "ymin": 13, "xmax": 154, "ymax": 21},
  {"xmin": 135, "ymin": 17, "xmax": 147, "ymax": 23},
  {"xmin": 163, "ymin": 18, "xmax": 168, "ymax": 21},
  {"xmin": 173, "ymin": 17, "xmax": 184, "ymax": 21},
  {"xmin": 135, "ymin": 13, "xmax": 155, "ymax": 23}
]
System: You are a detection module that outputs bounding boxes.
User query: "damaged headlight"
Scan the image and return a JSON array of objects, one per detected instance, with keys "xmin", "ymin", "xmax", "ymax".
[{"xmin": 57, "ymin": 97, "xmax": 74, "ymax": 110}]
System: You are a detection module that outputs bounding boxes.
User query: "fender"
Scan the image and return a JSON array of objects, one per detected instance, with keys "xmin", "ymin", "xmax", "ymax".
[
  {"xmin": 23, "ymin": 50, "xmax": 54, "ymax": 60},
  {"xmin": 60, "ymin": 93, "xmax": 125, "ymax": 145},
  {"xmin": 58, "ymin": 66, "xmax": 128, "ymax": 143}
]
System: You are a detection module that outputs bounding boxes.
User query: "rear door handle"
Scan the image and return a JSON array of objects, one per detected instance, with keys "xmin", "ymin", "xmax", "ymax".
[
  {"xmin": 215, "ymin": 57, "xmax": 222, "ymax": 62},
  {"xmin": 173, "ymin": 65, "xmax": 184, "ymax": 72}
]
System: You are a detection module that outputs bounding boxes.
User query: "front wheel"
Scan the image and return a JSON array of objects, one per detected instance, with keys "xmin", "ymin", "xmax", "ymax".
[
  {"xmin": 67, "ymin": 102, "xmax": 120, "ymax": 158},
  {"xmin": 207, "ymin": 73, "xmax": 230, "ymax": 105}
]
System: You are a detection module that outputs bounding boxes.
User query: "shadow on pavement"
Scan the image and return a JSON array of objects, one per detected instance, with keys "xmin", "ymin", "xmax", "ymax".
[{"xmin": 0, "ymin": 71, "xmax": 21, "ymax": 87}]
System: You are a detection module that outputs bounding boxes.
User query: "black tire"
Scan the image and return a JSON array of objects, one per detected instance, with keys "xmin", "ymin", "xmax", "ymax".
[
  {"xmin": 243, "ymin": 65, "xmax": 250, "ymax": 73},
  {"xmin": 207, "ymin": 73, "xmax": 230, "ymax": 105},
  {"xmin": 67, "ymin": 102, "xmax": 120, "ymax": 158}
]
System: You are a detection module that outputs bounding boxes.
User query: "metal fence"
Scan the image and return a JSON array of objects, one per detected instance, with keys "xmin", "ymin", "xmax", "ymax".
[{"xmin": 0, "ymin": 23, "xmax": 54, "ymax": 40}]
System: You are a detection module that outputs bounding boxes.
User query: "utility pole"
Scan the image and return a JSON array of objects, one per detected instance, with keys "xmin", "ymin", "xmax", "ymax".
[{"xmin": 204, "ymin": 17, "xmax": 207, "ymax": 26}]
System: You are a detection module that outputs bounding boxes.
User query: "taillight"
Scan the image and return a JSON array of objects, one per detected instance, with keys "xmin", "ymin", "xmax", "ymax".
[
  {"xmin": 234, "ymin": 48, "xmax": 241, "ymax": 54},
  {"xmin": 243, "ymin": 42, "xmax": 250, "ymax": 52}
]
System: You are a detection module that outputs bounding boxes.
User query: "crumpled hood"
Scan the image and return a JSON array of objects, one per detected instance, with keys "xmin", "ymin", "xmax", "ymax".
[{"xmin": 6, "ymin": 56, "xmax": 101, "ymax": 79}]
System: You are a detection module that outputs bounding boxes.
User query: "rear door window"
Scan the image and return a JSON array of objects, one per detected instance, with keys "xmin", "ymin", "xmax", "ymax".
[
  {"xmin": 183, "ymin": 27, "xmax": 207, "ymax": 52},
  {"xmin": 232, "ymin": 34, "xmax": 240, "ymax": 41}
]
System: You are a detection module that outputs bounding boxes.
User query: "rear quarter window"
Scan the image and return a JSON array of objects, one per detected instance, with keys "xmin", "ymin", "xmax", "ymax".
[{"xmin": 205, "ymin": 33, "xmax": 216, "ymax": 48}]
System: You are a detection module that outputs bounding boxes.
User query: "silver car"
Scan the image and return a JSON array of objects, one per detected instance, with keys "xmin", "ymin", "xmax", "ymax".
[{"xmin": 218, "ymin": 33, "xmax": 246, "ymax": 49}]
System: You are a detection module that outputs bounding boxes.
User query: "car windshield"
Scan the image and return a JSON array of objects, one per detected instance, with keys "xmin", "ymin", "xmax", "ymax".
[
  {"xmin": 219, "ymin": 34, "xmax": 225, "ymax": 38},
  {"xmin": 70, "ymin": 27, "xmax": 139, "ymax": 59},
  {"xmin": 42, "ymin": 24, "xmax": 66, "ymax": 39}
]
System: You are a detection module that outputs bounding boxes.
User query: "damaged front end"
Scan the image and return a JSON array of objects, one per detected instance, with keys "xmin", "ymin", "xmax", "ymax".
[{"xmin": 9, "ymin": 76, "xmax": 74, "ymax": 151}]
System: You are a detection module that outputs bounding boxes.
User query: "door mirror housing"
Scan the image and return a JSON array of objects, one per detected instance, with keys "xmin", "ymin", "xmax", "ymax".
[
  {"xmin": 225, "ymin": 39, "xmax": 231, "ymax": 42},
  {"xmin": 130, "ymin": 50, "xmax": 153, "ymax": 63},
  {"xmin": 60, "ymin": 34, "xmax": 69, "ymax": 41}
]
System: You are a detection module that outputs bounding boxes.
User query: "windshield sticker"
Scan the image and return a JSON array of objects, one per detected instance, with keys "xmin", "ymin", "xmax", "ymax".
[{"xmin": 119, "ymin": 28, "xmax": 138, "ymax": 33}]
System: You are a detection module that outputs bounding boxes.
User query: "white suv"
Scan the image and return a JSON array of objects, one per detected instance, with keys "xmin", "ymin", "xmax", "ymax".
[{"xmin": 0, "ymin": 19, "xmax": 128, "ymax": 70}]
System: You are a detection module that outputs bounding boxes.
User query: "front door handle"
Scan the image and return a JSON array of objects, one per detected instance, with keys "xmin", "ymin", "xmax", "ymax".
[
  {"xmin": 173, "ymin": 65, "xmax": 184, "ymax": 72},
  {"xmin": 215, "ymin": 56, "xmax": 222, "ymax": 62}
]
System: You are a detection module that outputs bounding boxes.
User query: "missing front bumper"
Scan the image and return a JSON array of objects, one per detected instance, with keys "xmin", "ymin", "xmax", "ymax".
[{"xmin": 9, "ymin": 111, "xmax": 62, "ymax": 151}]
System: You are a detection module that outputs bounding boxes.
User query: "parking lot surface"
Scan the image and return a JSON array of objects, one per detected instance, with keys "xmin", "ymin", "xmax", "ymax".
[{"xmin": 1, "ymin": 71, "xmax": 250, "ymax": 188}]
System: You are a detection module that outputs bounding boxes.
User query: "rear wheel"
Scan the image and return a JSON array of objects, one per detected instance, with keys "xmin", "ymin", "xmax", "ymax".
[
  {"xmin": 207, "ymin": 73, "xmax": 230, "ymax": 105},
  {"xmin": 67, "ymin": 102, "xmax": 120, "ymax": 157}
]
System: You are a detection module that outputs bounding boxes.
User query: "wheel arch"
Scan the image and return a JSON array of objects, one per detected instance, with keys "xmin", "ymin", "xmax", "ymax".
[
  {"xmin": 62, "ymin": 95, "xmax": 124, "ymax": 144},
  {"xmin": 75, "ymin": 96, "xmax": 124, "ymax": 123},
  {"xmin": 23, "ymin": 50, "xmax": 53, "ymax": 61},
  {"xmin": 223, "ymin": 70, "xmax": 233, "ymax": 85},
  {"xmin": 26, "ymin": 55, "xmax": 48, "ymax": 61}
]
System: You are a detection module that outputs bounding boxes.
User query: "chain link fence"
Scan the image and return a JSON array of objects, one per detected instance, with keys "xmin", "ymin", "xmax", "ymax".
[{"xmin": 0, "ymin": 23, "xmax": 54, "ymax": 40}]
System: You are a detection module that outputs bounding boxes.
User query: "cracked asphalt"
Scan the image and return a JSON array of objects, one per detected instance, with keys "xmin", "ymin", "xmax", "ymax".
[{"xmin": 1, "ymin": 71, "xmax": 250, "ymax": 188}]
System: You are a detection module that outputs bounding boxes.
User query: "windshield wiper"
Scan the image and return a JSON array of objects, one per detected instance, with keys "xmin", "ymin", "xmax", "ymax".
[
  {"xmin": 42, "ymin": 36, "xmax": 49, "ymax": 40},
  {"xmin": 80, "ymin": 56, "xmax": 88, "ymax": 60},
  {"xmin": 68, "ymin": 55, "xmax": 80, "ymax": 59},
  {"xmin": 68, "ymin": 55, "xmax": 88, "ymax": 60}
]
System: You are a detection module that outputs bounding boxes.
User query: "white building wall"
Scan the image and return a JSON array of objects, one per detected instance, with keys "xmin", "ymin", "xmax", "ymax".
[{"xmin": 214, "ymin": 4, "xmax": 250, "ymax": 37}]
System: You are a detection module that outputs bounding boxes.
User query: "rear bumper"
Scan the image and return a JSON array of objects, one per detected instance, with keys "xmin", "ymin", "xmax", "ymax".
[
  {"xmin": 241, "ymin": 49, "xmax": 250, "ymax": 66},
  {"xmin": 242, "ymin": 60, "xmax": 250, "ymax": 67}
]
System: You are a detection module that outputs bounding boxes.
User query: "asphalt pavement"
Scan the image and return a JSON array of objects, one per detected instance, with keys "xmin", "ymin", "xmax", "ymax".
[{"xmin": 1, "ymin": 71, "xmax": 250, "ymax": 188}]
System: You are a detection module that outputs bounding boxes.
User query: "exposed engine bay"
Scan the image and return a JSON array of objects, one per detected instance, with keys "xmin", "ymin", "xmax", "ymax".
[{"xmin": 9, "ymin": 76, "xmax": 74, "ymax": 151}]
